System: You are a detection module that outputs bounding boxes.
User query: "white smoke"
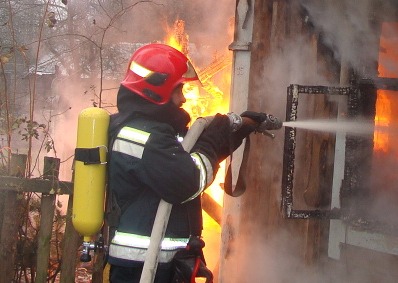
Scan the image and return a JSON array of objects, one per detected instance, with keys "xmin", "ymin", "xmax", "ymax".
[{"xmin": 300, "ymin": 0, "xmax": 397, "ymax": 74}]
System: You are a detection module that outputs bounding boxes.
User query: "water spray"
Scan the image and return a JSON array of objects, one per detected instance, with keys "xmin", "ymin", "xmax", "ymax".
[{"xmin": 283, "ymin": 119, "xmax": 397, "ymax": 136}]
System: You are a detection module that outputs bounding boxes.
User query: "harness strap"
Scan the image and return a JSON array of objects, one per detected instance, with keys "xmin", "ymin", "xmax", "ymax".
[{"xmin": 75, "ymin": 146, "xmax": 107, "ymax": 165}]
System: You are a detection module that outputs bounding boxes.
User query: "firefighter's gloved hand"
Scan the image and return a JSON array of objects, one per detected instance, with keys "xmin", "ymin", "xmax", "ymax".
[
  {"xmin": 227, "ymin": 111, "xmax": 268, "ymax": 148},
  {"xmin": 186, "ymin": 236, "xmax": 205, "ymax": 256},
  {"xmin": 192, "ymin": 114, "xmax": 232, "ymax": 166},
  {"xmin": 241, "ymin": 110, "xmax": 282, "ymax": 132},
  {"xmin": 238, "ymin": 111, "xmax": 268, "ymax": 136},
  {"xmin": 240, "ymin": 111, "xmax": 268, "ymax": 124},
  {"xmin": 172, "ymin": 237, "xmax": 213, "ymax": 283}
]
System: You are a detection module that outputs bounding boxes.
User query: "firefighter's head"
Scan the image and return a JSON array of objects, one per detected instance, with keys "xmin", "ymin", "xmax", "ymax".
[{"xmin": 121, "ymin": 43, "xmax": 199, "ymax": 105}]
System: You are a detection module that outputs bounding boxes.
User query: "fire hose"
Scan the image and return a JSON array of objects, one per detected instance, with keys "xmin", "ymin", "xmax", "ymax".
[
  {"xmin": 139, "ymin": 116, "xmax": 212, "ymax": 283},
  {"xmin": 224, "ymin": 112, "xmax": 282, "ymax": 197},
  {"xmin": 139, "ymin": 112, "xmax": 282, "ymax": 283}
]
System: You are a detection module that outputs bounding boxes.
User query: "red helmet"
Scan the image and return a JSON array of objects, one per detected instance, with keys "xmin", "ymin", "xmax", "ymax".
[{"xmin": 121, "ymin": 43, "xmax": 199, "ymax": 105}]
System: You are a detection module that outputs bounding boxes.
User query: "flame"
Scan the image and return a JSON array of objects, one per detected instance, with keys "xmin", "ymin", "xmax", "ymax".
[
  {"xmin": 166, "ymin": 36, "xmax": 183, "ymax": 52},
  {"xmin": 374, "ymin": 22, "xmax": 398, "ymax": 153},
  {"xmin": 374, "ymin": 91, "xmax": 391, "ymax": 152},
  {"xmin": 164, "ymin": 20, "xmax": 232, "ymax": 208},
  {"xmin": 164, "ymin": 19, "xmax": 188, "ymax": 54}
]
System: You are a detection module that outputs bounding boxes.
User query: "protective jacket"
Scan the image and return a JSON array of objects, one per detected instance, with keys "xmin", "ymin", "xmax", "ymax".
[{"xmin": 107, "ymin": 86, "xmax": 218, "ymax": 267}]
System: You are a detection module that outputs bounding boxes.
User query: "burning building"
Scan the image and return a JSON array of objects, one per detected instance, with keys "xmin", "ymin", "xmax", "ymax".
[
  {"xmin": 218, "ymin": 0, "xmax": 398, "ymax": 282},
  {"xmin": 5, "ymin": 0, "xmax": 397, "ymax": 281},
  {"xmin": 153, "ymin": 2, "xmax": 398, "ymax": 282}
]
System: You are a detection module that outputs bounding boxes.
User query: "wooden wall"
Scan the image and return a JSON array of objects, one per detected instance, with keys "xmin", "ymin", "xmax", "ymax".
[{"xmin": 219, "ymin": 1, "xmax": 398, "ymax": 282}]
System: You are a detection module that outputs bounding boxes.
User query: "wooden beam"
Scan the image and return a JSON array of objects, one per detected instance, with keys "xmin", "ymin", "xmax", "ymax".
[
  {"xmin": 36, "ymin": 157, "xmax": 60, "ymax": 283},
  {"xmin": 0, "ymin": 154, "xmax": 26, "ymax": 283},
  {"xmin": 36, "ymin": 194, "xmax": 56, "ymax": 283},
  {"xmin": 202, "ymin": 192, "xmax": 222, "ymax": 225},
  {"xmin": 60, "ymin": 196, "xmax": 81, "ymax": 283},
  {"xmin": 0, "ymin": 176, "xmax": 73, "ymax": 194},
  {"xmin": 0, "ymin": 191, "xmax": 19, "ymax": 283}
]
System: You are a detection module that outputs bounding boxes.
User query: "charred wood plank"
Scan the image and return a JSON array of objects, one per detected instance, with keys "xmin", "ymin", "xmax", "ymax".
[
  {"xmin": 202, "ymin": 192, "xmax": 222, "ymax": 225},
  {"xmin": 359, "ymin": 77, "xmax": 398, "ymax": 91}
]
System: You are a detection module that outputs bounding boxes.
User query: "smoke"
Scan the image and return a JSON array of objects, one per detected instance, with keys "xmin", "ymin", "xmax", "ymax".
[
  {"xmin": 296, "ymin": 0, "xmax": 398, "ymax": 225},
  {"xmin": 299, "ymin": 0, "xmax": 397, "ymax": 74},
  {"xmin": 183, "ymin": 1, "xmax": 234, "ymax": 48},
  {"xmin": 232, "ymin": 231, "xmax": 322, "ymax": 283},
  {"xmin": 379, "ymin": 22, "xmax": 398, "ymax": 77},
  {"xmin": 236, "ymin": 230, "xmax": 398, "ymax": 283},
  {"xmin": 299, "ymin": 0, "xmax": 372, "ymax": 71},
  {"xmin": 43, "ymin": 0, "xmax": 236, "ymax": 213}
]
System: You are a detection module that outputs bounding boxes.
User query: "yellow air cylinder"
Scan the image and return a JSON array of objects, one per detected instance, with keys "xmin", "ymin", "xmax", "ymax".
[{"xmin": 72, "ymin": 107, "xmax": 109, "ymax": 242}]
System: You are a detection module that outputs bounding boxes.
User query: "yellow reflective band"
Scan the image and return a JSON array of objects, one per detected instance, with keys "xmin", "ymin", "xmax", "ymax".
[
  {"xmin": 130, "ymin": 61, "xmax": 153, "ymax": 78},
  {"xmin": 109, "ymin": 243, "xmax": 178, "ymax": 263},
  {"xmin": 191, "ymin": 153, "xmax": 207, "ymax": 189},
  {"xmin": 117, "ymin": 127, "xmax": 150, "ymax": 145},
  {"xmin": 113, "ymin": 139, "xmax": 145, "ymax": 159},
  {"xmin": 182, "ymin": 152, "xmax": 214, "ymax": 203},
  {"xmin": 112, "ymin": 231, "xmax": 189, "ymax": 251}
]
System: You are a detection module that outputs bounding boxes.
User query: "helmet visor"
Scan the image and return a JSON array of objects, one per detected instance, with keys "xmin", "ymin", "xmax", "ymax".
[{"xmin": 183, "ymin": 61, "xmax": 199, "ymax": 81}]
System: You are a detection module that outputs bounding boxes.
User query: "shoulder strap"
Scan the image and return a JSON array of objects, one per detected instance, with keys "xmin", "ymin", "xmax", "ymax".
[{"xmin": 103, "ymin": 121, "xmax": 124, "ymax": 246}]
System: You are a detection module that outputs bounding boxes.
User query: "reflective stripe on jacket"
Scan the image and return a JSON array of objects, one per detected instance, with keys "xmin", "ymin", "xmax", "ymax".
[
  {"xmin": 113, "ymin": 125, "xmax": 214, "ymax": 201},
  {"xmin": 109, "ymin": 231, "xmax": 189, "ymax": 263},
  {"xmin": 108, "ymin": 124, "xmax": 214, "ymax": 264},
  {"xmin": 113, "ymin": 126, "xmax": 150, "ymax": 159},
  {"xmin": 184, "ymin": 152, "xmax": 213, "ymax": 203}
]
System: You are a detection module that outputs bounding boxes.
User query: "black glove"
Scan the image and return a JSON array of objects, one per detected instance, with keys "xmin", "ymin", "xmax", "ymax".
[
  {"xmin": 173, "ymin": 257, "xmax": 213, "ymax": 283},
  {"xmin": 172, "ymin": 237, "xmax": 213, "ymax": 283},
  {"xmin": 241, "ymin": 111, "xmax": 282, "ymax": 132},
  {"xmin": 240, "ymin": 111, "xmax": 268, "ymax": 124},
  {"xmin": 186, "ymin": 236, "xmax": 205, "ymax": 256},
  {"xmin": 191, "ymin": 114, "xmax": 232, "ymax": 166},
  {"xmin": 227, "ymin": 111, "xmax": 268, "ymax": 149}
]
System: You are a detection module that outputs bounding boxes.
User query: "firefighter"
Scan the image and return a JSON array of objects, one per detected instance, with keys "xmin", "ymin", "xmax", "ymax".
[{"xmin": 107, "ymin": 43, "xmax": 264, "ymax": 283}]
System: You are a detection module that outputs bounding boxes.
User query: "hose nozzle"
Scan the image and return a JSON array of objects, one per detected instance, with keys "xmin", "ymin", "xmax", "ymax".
[
  {"xmin": 256, "ymin": 114, "xmax": 283, "ymax": 133},
  {"xmin": 227, "ymin": 112, "xmax": 283, "ymax": 136}
]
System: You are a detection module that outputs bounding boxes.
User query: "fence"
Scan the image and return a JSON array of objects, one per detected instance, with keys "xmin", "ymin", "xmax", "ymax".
[{"xmin": 0, "ymin": 154, "xmax": 102, "ymax": 283}]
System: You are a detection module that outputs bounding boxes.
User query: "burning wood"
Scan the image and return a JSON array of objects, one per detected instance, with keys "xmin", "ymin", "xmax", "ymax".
[{"xmin": 165, "ymin": 19, "xmax": 232, "ymax": 120}]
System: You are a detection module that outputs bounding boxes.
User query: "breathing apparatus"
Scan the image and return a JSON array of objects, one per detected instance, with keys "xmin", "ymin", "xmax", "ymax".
[{"xmin": 72, "ymin": 107, "xmax": 109, "ymax": 262}]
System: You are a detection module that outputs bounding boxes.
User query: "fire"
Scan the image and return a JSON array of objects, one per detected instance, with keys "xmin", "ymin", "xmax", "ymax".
[
  {"xmin": 374, "ymin": 22, "xmax": 398, "ymax": 153},
  {"xmin": 165, "ymin": 19, "xmax": 188, "ymax": 54},
  {"xmin": 164, "ymin": 20, "xmax": 232, "ymax": 207},
  {"xmin": 164, "ymin": 20, "xmax": 231, "ymax": 119},
  {"xmin": 374, "ymin": 91, "xmax": 391, "ymax": 152}
]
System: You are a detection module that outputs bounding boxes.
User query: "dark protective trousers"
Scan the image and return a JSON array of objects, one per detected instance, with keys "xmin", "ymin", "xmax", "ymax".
[{"xmin": 109, "ymin": 263, "xmax": 175, "ymax": 283}]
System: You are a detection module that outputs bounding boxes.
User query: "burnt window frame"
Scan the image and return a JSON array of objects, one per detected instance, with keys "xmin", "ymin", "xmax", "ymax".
[
  {"xmin": 281, "ymin": 84, "xmax": 359, "ymax": 220},
  {"xmin": 282, "ymin": 81, "xmax": 398, "ymax": 230}
]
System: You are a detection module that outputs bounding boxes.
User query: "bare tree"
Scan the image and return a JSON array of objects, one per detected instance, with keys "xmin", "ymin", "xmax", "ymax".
[{"xmin": 0, "ymin": 0, "xmax": 173, "ymax": 281}]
